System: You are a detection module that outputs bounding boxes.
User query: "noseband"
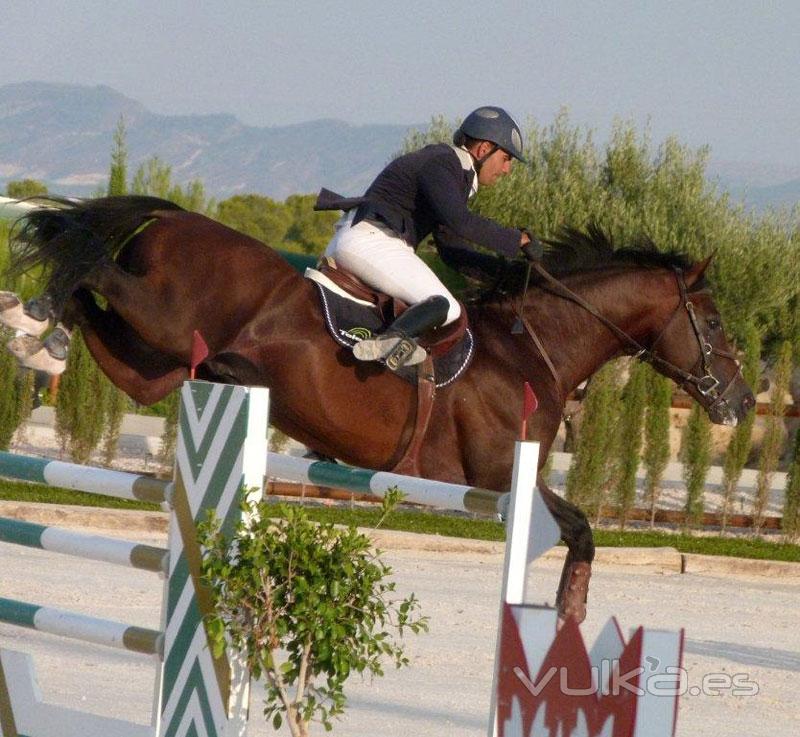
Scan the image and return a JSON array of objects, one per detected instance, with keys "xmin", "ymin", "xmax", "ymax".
[
  {"xmin": 514, "ymin": 264, "xmax": 743, "ymax": 418},
  {"xmin": 643, "ymin": 268, "xmax": 742, "ymax": 419}
]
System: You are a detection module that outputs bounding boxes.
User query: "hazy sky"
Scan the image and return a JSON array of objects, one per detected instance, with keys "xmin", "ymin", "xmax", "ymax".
[{"xmin": 3, "ymin": 1, "xmax": 799, "ymax": 167}]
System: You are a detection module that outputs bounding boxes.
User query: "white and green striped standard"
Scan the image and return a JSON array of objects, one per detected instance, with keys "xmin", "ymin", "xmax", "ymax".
[
  {"xmin": 155, "ymin": 381, "xmax": 268, "ymax": 737},
  {"xmin": 0, "ymin": 382, "xmax": 269, "ymax": 737}
]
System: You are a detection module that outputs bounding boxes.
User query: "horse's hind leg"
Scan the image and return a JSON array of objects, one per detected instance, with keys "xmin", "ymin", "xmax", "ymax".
[{"xmin": 537, "ymin": 480, "xmax": 594, "ymax": 623}]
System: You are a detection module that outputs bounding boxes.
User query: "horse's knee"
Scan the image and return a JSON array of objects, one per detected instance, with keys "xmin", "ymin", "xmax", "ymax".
[
  {"xmin": 572, "ymin": 511, "xmax": 595, "ymax": 562},
  {"xmin": 539, "ymin": 483, "xmax": 596, "ymax": 563},
  {"xmin": 559, "ymin": 500, "xmax": 595, "ymax": 562}
]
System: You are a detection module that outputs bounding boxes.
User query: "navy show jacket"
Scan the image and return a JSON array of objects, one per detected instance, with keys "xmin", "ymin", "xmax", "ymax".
[{"xmin": 314, "ymin": 143, "xmax": 521, "ymax": 259}]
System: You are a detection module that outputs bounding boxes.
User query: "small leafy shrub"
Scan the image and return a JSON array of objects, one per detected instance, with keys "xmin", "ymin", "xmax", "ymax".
[{"xmin": 198, "ymin": 499, "xmax": 427, "ymax": 736}]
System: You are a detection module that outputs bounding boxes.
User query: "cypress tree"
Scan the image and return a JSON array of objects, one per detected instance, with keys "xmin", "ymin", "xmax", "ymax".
[
  {"xmin": 101, "ymin": 387, "xmax": 129, "ymax": 466},
  {"xmin": 753, "ymin": 340, "xmax": 793, "ymax": 533},
  {"xmin": 680, "ymin": 404, "xmax": 712, "ymax": 531},
  {"xmin": 55, "ymin": 329, "xmax": 109, "ymax": 463},
  {"xmin": 157, "ymin": 389, "xmax": 181, "ymax": 472},
  {"xmin": 565, "ymin": 360, "xmax": 622, "ymax": 521},
  {"xmin": 0, "ymin": 342, "xmax": 28, "ymax": 449},
  {"xmin": 0, "ymin": 226, "xmax": 29, "ymax": 448},
  {"xmin": 783, "ymin": 427, "xmax": 800, "ymax": 542},
  {"xmin": 0, "ymin": 230, "xmax": 35, "ymax": 448},
  {"xmin": 11, "ymin": 370, "xmax": 35, "ymax": 446},
  {"xmin": 642, "ymin": 367, "xmax": 672, "ymax": 527},
  {"xmin": 0, "ymin": 329, "xmax": 16, "ymax": 448},
  {"xmin": 720, "ymin": 321, "xmax": 761, "ymax": 531},
  {"xmin": 108, "ymin": 116, "xmax": 128, "ymax": 197},
  {"xmin": 100, "ymin": 116, "xmax": 130, "ymax": 465},
  {"xmin": 613, "ymin": 361, "xmax": 648, "ymax": 529}
]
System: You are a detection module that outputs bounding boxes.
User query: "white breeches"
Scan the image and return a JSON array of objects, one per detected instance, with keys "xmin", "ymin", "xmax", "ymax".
[{"xmin": 323, "ymin": 212, "xmax": 461, "ymax": 325}]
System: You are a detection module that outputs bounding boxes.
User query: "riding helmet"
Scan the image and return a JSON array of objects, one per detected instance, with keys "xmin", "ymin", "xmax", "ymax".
[{"xmin": 453, "ymin": 106, "xmax": 526, "ymax": 162}]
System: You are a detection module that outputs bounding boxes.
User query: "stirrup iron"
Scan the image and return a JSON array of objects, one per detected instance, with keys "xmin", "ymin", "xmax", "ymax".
[
  {"xmin": 352, "ymin": 333, "xmax": 427, "ymax": 369},
  {"xmin": 385, "ymin": 337, "xmax": 424, "ymax": 370}
]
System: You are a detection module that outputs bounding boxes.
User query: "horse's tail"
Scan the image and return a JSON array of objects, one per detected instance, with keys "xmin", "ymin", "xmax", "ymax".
[{"xmin": 8, "ymin": 195, "xmax": 184, "ymax": 310}]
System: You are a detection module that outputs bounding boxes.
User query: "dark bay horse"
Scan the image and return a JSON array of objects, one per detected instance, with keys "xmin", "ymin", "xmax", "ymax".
[{"xmin": 1, "ymin": 196, "xmax": 754, "ymax": 621}]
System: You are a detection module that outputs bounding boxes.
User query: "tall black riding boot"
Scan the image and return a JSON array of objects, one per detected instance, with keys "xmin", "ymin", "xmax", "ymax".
[{"xmin": 353, "ymin": 295, "xmax": 450, "ymax": 371}]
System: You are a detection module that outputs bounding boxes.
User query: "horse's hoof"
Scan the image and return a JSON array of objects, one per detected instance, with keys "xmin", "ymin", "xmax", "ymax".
[
  {"xmin": 42, "ymin": 327, "xmax": 70, "ymax": 360},
  {"xmin": 7, "ymin": 334, "xmax": 43, "ymax": 360},
  {"xmin": 0, "ymin": 296, "xmax": 51, "ymax": 337},
  {"xmin": 0, "ymin": 291, "xmax": 21, "ymax": 312},
  {"xmin": 7, "ymin": 336, "xmax": 66, "ymax": 375},
  {"xmin": 21, "ymin": 348, "xmax": 67, "ymax": 375},
  {"xmin": 556, "ymin": 561, "xmax": 591, "ymax": 624}
]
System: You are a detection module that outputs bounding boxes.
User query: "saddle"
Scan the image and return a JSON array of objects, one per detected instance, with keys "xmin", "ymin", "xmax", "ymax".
[
  {"xmin": 305, "ymin": 258, "xmax": 476, "ymax": 475},
  {"xmin": 308, "ymin": 257, "xmax": 474, "ymax": 385}
]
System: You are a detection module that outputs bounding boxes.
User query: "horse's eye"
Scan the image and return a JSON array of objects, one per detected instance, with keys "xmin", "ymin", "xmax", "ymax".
[{"xmin": 707, "ymin": 318, "xmax": 720, "ymax": 331}]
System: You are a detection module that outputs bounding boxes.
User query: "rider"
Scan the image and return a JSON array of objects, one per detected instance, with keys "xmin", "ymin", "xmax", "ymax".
[{"xmin": 315, "ymin": 105, "xmax": 542, "ymax": 371}]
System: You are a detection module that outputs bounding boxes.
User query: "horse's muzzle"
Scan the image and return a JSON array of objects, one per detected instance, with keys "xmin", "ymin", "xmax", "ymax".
[{"xmin": 705, "ymin": 387, "xmax": 755, "ymax": 427}]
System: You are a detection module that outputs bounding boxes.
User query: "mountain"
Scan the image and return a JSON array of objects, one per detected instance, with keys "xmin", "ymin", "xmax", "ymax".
[
  {"xmin": 0, "ymin": 81, "xmax": 416, "ymax": 199},
  {"xmin": 704, "ymin": 160, "xmax": 800, "ymax": 212},
  {"xmin": 720, "ymin": 178, "xmax": 800, "ymax": 212},
  {"xmin": 1, "ymin": 82, "xmax": 798, "ymax": 210}
]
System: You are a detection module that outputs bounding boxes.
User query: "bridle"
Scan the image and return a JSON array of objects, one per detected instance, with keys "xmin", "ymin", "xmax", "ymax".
[{"xmin": 512, "ymin": 263, "xmax": 743, "ymax": 419}]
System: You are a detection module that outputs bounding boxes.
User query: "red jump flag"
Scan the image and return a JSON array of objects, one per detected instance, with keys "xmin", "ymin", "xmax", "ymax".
[
  {"xmin": 520, "ymin": 381, "xmax": 538, "ymax": 440},
  {"xmin": 190, "ymin": 330, "xmax": 209, "ymax": 379}
]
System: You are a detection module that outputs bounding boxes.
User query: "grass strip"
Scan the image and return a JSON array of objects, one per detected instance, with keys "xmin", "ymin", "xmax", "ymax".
[
  {"xmin": 2, "ymin": 478, "xmax": 799, "ymax": 562},
  {"xmin": 0, "ymin": 478, "xmax": 160, "ymax": 511},
  {"xmin": 269, "ymin": 505, "xmax": 800, "ymax": 563}
]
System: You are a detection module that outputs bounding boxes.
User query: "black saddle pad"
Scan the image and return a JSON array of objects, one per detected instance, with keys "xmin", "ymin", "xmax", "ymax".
[{"xmin": 313, "ymin": 282, "xmax": 474, "ymax": 388}]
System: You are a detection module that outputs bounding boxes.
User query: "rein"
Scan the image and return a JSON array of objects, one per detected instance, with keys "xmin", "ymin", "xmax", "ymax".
[{"xmin": 512, "ymin": 262, "xmax": 742, "ymax": 416}]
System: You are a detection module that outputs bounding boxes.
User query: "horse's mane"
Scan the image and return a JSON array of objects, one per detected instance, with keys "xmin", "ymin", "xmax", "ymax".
[
  {"xmin": 439, "ymin": 223, "xmax": 697, "ymax": 303},
  {"xmin": 542, "ymin": 224, "xmax": 693, "ymax": 274}
]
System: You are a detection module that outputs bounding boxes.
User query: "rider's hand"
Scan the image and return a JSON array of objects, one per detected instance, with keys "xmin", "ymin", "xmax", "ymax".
[{"xmin": 519, "ymin": 229, "xmax": 544, "ymax": 262}]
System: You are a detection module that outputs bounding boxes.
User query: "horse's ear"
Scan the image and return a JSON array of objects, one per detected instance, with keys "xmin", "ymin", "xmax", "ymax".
[{"xmin": 686, "ymin": 252, "xmax": 715, "ymax": 287}]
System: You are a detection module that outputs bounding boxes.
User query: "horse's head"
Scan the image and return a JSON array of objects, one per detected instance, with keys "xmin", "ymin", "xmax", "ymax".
[{"xmin": 648, "ymin": 255, "xmax": 755, "ymax": 426}]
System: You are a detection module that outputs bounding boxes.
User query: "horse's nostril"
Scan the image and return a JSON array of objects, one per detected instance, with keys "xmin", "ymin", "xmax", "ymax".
[{"xmin": 743, "ymin": 393, "xmax": 756, "ymax": 410}]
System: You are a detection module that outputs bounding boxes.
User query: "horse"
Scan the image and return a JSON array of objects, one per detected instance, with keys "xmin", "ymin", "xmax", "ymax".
[{"xmin": 0, "ymin": 196, "xmax": 754, "ymax": 622}]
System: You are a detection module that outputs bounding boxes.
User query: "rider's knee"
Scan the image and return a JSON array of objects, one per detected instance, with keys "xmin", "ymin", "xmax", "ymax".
[{"xmin": 441, "ymin": 295, "xmax": 461, "ymax": 326}]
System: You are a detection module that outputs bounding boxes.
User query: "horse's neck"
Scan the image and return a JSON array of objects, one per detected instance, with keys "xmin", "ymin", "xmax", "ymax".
[{"xmin": 526, "ymin": 268, "xmax": 674, "ymax": 395}]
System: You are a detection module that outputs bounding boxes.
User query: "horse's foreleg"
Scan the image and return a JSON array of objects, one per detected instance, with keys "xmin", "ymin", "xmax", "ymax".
[
  {"xmin": 66, "ymin": 291, "xmax": 188, "ymax": 405},
  {"xmin": 6, "ymin": 322, "xmax": 71, "ymax": 374},
  {"xmin": 85, "ymin": 264, "xmax": 194, "ymax": 358},
  {"xmin": 1, "ymin": 290, "xmax": 69, "ymax": 374},
  {"xmin": 537, "ymin": 480, "xmax": 594, "ymax": 623},
  {"xmin": 0, "ymin": 291, "xmax": 53, "ymax": 336}
]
